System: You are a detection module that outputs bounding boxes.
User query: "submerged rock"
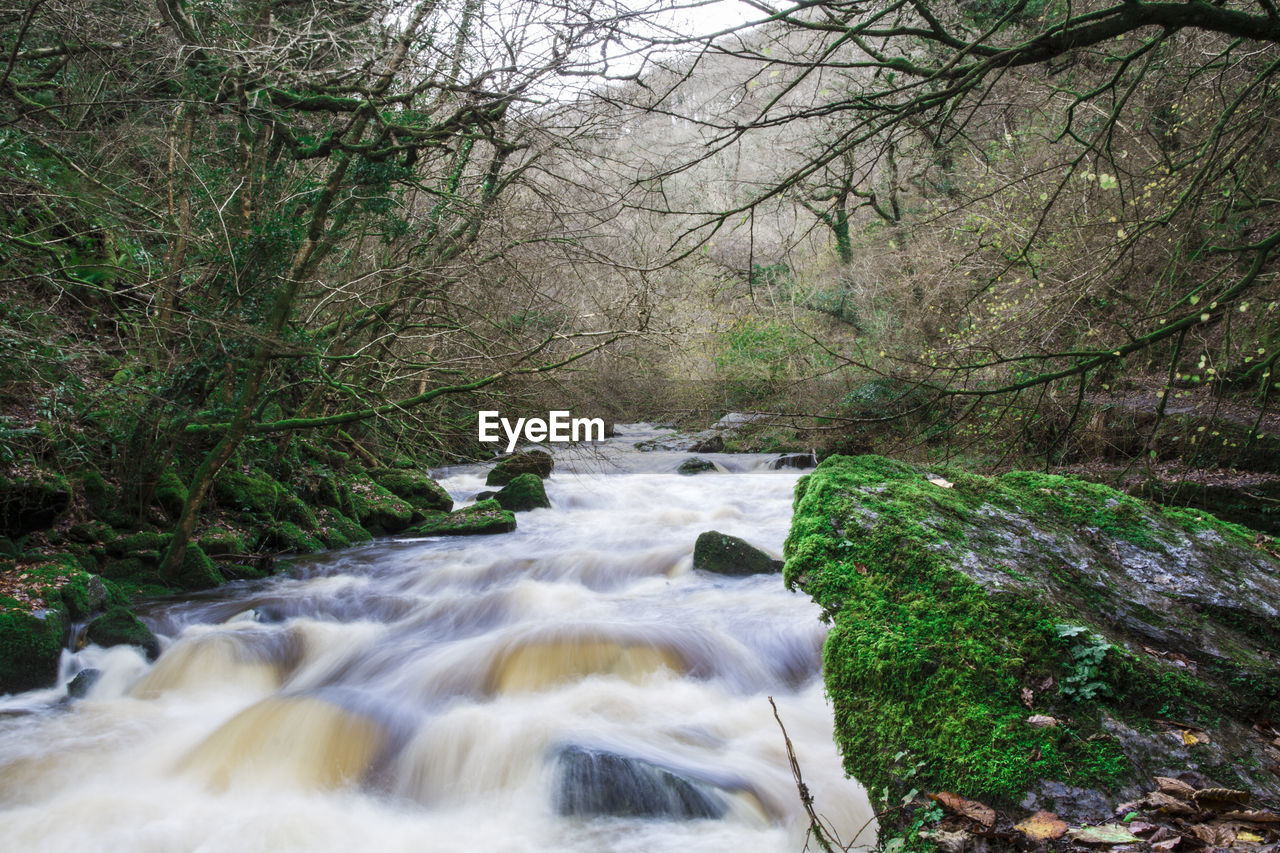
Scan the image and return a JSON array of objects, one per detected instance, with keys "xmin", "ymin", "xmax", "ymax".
[
  {"xmin": 677, "ymin": 457, "xmax": 717, "ymax": 476},
  {"xmin": 786, "ymin": 454, "xmax": 1280, "ymax": 820},
  {"xmin": 86, "ymin": 606, "xmax": 160, "ymax": 660},
  {"xmin": 770, "ymin": 452, "xmax": 816, "ymax": 470},
  {"xmin": 493, "ymin": 473, "xmax": 550, "ymax": 512},
  {"xmin": 553, "ymin": 745, "xmax": 727, "ymax": 820},
  {"xmin": 66, "ymin": 668, "xmax": 101, "ymax": 699},
  {"xmin": 409, "ymin": 499, "xmax": 516, "ymax": 536},
  {"xmin": 692, "ymin": 531, "xmax": 783, "ymax": 576},
  {"xmin": 485, "ymin": 450, "xmax": 554, "ymax": 487}
]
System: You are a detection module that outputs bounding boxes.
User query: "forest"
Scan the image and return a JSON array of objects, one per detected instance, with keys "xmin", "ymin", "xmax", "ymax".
[{"xmin": 1, "ymin": 0, "xmax": 1278, "ymax": 850}]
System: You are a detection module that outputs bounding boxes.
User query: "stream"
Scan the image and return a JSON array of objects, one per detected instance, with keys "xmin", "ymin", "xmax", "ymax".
[{"xmin": 0, "ymin": 425, "xmax": 873, "ymax": 853}]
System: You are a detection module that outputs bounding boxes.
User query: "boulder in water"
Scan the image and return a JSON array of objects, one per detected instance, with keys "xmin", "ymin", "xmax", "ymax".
[
  {"xmin": 0, "ymin": 608, "xmax": 68, "ymax": 693},
  {"xmin": 691, "ymin": 434, "xmax": 724, "ymax": 453},
  {"xmin": 770, "ymin": 452, "xmax": 816, "ymax": 470},
  {"xmin": 485, "ymin": 450, "xmax": 554, "ymax": 487},
  {"xmin": 693, "ymin": 531, "xmax": 783, "ymax": 575},
  {"xmin": 86, "ymin": 606, "xmax": 161, "ymax": 660},
  {"xmin": 787, "ymin": 454, "xmax": 1280, "ymax": 823},
  {"xmin": 493, "ymin": 473, "xmax": 550, "ymax": 512},
  {"xmin": 677, "ymin": 457, "xmax": 716, "ymax": 476},
  {"xmin": 409, "ymin": 499, "xmax": 516, "ymax": 536},
  {"xmin": 553, "ymin": 745, "xmax": 727, "ymax": 820},
  {"xmin": 369, "ymin": 469, "xmax": 452, "ymax": 514},
  {"xmin": 67, "ymin": 668, "xmax": 102, "ymax": 699}
]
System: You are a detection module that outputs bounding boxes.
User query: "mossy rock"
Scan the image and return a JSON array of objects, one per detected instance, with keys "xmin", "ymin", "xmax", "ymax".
[
  {"xmin": 0, "ymin": 608, "xmax": 68, "ymax": 693},
  {"xmin": 197, "ymin": 526, "xmax": 247, "ymax": 557},
  {"xmin": 213, "ymin": 470, "xmax": 316, "ymax": 527},
  {"xmin": 494, "ymin": 474, "xmax": 550, "ymax": 512},
  {"xmin": 79, "ymin": 471, "xmax": 116, "ymax": 515},
  {"xmin": 677, "ymin": 457, "xmax": 716, "ymax": 476},
  {"xmin": 786, "ymin": 454, "xmax": 1280, "ymax": 816},
  {"xmin": 105, "ymin": 530, "xmax": 171, "ymax": 559},
  {"xmin": 317, "ymin": 509, "xmax": 371, "ymax": 547},
  {"xmin": 59, "ymin": 573, "xmax": 114, "ymax": 620},
  {"xmin": 68, "ymin": 520, "xmax": 114, "ymax": 544},
  {"xmin": 485, "ymin": 450, "xmax": 554, "ymax": 487},
  {"xmin": 370, "ymin": 468, "xmax": 453, "ymax": 514},
  {"xmin": 692, "ymin": 531, "xmax": 781, "ymax": 576},
  {"xmin": 85, "ymin": 606, "xmax": 160, "ymax": 660},
  {"xmin": 409, "ymin": 500, "xmax": 516, "ymax": 537},
  {"xmin": 153, "ymin": 469, "xmax": 188, "ymax": 518},
  {"xmin": 0, "ymin": 471, "xmax": 70, "ymax": 536},
  {"xmin": 98, "ymin": 556, "xmax": 152, "ymax": 583},
  {"xmin": 161, "ymin": 542, "xmax": 224, "ymax": 591},
  {"xmin": 344, "ymin": 475, "xmax": 413, "ymax": 534},
  {"xmin": 261, "ymin": 521, "xmax": 324, "ymax": 554}
]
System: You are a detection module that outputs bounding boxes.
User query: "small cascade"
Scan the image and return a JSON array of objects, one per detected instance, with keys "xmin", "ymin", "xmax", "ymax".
[{"xmin": 0, "ymin": 423, "xmax": 873, "ymax": 853}]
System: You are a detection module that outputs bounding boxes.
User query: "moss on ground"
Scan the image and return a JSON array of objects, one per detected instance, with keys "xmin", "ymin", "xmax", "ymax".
[{"xmin": 785, "ymin": 454, "xmax": 1277, "ymax": 809}]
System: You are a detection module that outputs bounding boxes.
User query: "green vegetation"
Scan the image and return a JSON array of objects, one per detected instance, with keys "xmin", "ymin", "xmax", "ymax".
[
  {"xmin": 786, "ymin": 455, "xmax": 1280, "ymax": 808},
  {"xmin": 410, "ymin": 500, "xmax": 517, "ymax": 536},
  {"xmin": 493, "ymin": 474, "xmax": 550, "ymax": 512}
]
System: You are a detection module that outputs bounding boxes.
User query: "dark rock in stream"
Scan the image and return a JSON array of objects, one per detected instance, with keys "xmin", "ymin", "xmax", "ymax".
[
  {"xmin": 677, "ymin": 458, "xmax": 717, "ymax": 476},
  {"xmin": 690, "ymin": 434, "xmax": 724, "ymax": 453},
  {"xmin": 693, "ymin": 531, "xmax": 783, "ymax": 576},
  {"xmin": 553, "ymin": 745, "xmax": 727, "ymax": 820},
  {"xmin": 485, "ymin": 450, "xmax": 554, "ymax": 487},
  {"xmin": 66, "ymin": 668, "xmax": 102, "ymax": 699},
  {"xmin": 770, "ymin": 452, "xmax": 816, "ymax": 470}
]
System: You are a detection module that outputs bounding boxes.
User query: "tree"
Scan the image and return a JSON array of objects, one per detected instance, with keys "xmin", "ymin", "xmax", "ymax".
[{"xmin": 626, "ymin": 0, "xmax": 1280, "ymax": 457}]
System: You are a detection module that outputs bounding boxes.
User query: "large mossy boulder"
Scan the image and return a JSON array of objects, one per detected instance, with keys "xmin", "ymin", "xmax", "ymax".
[
  {"xmin": 693, "ymin": 531, "xmax": 782, "ymax": 576},
  {"xmin": 494, "ymin": 473, "xmax": 550, "ymax": 512},
  {"xmin": 786, "ymin": 455, "xmax": 1280, "ymax": 821},
  {"xmin": 0, "ymin": 608, "xmax": 68, "ymax": 694},
  {"xmin": 343, "ymin": 475, "xmax": 414, "ymax": 534},
  {"xmin": 85, "ymin": 606, "xmax": 160, "ymax": 660},
  {"xmin": 369, "ymin": 469, "xmax": 452, "ymax": 514},
  {"xmin": 485, "ymin": 450, "xmax": 553, "ymax": 487},
  {"xmin": 677, "ymin": 457, "xmax": 716, "ymax": 476},
  {"xmin": 0, "ymin": 471, "xmax": 70, "ymax": 536},
  {"xmin": 409, "ymin": 499, "xmax": 516, "ymax": 536},
  {"xmin": 213, "ymin": 470, "xmax": 316, "ymax": 527}
]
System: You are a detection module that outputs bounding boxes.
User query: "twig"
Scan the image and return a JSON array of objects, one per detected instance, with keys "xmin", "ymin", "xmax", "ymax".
[{"xmin": 770, "ymin": 696, "xmax": 839, "ymax": 853}]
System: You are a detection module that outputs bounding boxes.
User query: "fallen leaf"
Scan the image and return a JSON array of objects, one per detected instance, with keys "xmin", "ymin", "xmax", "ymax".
[
  {"xmin": 1069, "ymin": 824, "xmax": 1141, "ymax": 845},
  {"xmin": 1222, "ymin": 810, "xmax": 1280, "ymax": 825},
  {"xmin": 1156, "ymin": 777, "xmax": 1198, "ymax": 800},
  {"xmin": 1021, "ymin": 687, "xmax": 1034, "ymax": 709},
  {"xmin": 927, "ymin": 792, "xmax": 996, "ymax": 830},
  {"xmin": 1026, "ymin": 714, "xmax": 1058, "ymax": 727},
  {"xmin": 1236, "ymin": 830, "xmax": 1265, "ymax": 843},
  {"xmin": 1193, "ymin": 788, "xmax": 1249, "ymax": 810},
  {"xmin": 1015, "ymin": 810, "xmax": 1068, "ymax": 841},
  {"xmin": 1182, "ymin": 730, "xmax": 1201, "ymax": 745},
  {"xmin": 1143, "ymin": 792, "xmax": 1198, "ymax": 817},
  {"xmin": 1151, "ymin": 838, "xmax": 1181, "ymax": 851},
  {"xmin": 1188, "ymin": 824, "xmax": 1235, "ymax": 846},
  {"xmin": 1127, "ymin": 821, "xmax": 1157, "ymax": 836},
  {"xmin": 927, "ymin": 476, "xmax": 954, "ymax": 488}
]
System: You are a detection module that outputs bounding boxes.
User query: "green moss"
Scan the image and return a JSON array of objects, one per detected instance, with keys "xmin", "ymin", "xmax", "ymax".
[
  {"xmin": 154, "ymin": 469, "xmax": 188, "ymax": 517},
  {"xmin": 344, "ymin": 475, "xmax": 413, "ymax": 533},
  {"xmin": 264, "ymin": 521, "xmax": 324, "ymax": 554},
  {"xmin": 213, "ymin": 470, "xmax": 316, "ymax": 527},
  {"xmin": 370, "ymin": 468, "xmax": 453, "ymax": 514},
  {"xmin": 0, "ymin": 608, "xmax": 67, "ymax": 693},
  {"xmin": 160, "ymin": 542, "xmax": 224, "ymax": 591},
  {"xmin": 494, "ymin": 473, "xmax": 550, "ymax": 512},
  {"xmin": 319, "ymin": 509, "xmax": 371, "ymax": 546},
  {"xmin": 105, "ymin": 531, "xmax": 171, "ymax": 558},
  {"xmin": 198, "ymin": 526, "xmax": 247, "ymax": 556},
  {"xmin": 485, "ymin": 450, "xmax": 553, "ymax": 487},
  {"xmin": 410, "ymin": 499, "xmax": 516, "ymax": 536},
  {"xmin": 786, "ymin": 456, "xmax": 1134, "ymax": 806},
  {"xmin": 85, "ymin": 606, "xmax": 159, "ymax": 659}
]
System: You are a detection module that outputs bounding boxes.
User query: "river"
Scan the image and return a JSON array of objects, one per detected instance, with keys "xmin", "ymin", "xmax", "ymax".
[{"xmin": 0, "ymin": 425, "xmax": 872, "ymax": 852}]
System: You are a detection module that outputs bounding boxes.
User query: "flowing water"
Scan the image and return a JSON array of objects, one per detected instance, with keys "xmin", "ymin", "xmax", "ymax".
[{"xmin": 0, "ymin": 425, "xmax": 872, "ymax": 853}]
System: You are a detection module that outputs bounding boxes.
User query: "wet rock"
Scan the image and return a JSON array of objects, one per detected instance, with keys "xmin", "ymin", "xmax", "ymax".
[
  {"xmin": 553, "ymin": 745, "xmax": 727, "ymax": 820},
  {"xmin": 409, "ymin": 499, "xmax": 516, "ymax": 536},
  {"xmin": 693, "ymin": 531, "xmax": 783, "ymax": 576},
  {"xmin": 1131, "ymin": 477, "xmax": 1280, "ymax": 537},
  {"xmin": 66, "ymin": 668, "xmax": 101, "ymax": 699},
  {"xmin": 0, "ymin": 471, "xmax": 70, "ymax": 536},
  {"xmin": 770, "ymin": 452, "xmax": 816, "ymax": 470},
  {"xmin": 690, "ymin": 434, "xmax": 724, "ymax": 453},
  {"xmin": 485, "ymin": 450, "xmax": 554, "ymax": 487},
  {"xmin": 677, "ymin": 457, "xmax": 717, "ymax": 476},
  {"xmin": 86, "ymin": 606, "xmax": 160, "ymax": 661},
  {"xmin": 493, "ymin": 473, "xmax": 550, "ymax": 512}
]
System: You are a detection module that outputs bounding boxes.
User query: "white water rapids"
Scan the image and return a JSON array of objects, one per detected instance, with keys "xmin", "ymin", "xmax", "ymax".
[{"xmin": 0, "ymin": 425, "xmax": 873, "ymax": 852}]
